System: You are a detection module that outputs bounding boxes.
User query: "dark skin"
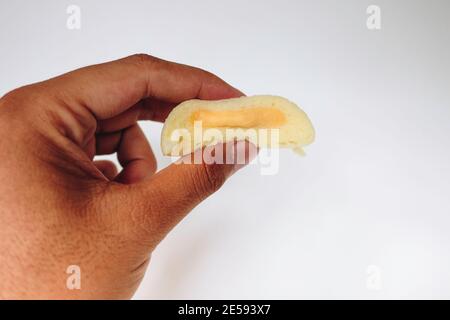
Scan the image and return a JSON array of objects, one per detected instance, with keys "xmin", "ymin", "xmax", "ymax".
[{"xmin": 0, "ymin": 54, "xmax": 255, "ymax": 299}]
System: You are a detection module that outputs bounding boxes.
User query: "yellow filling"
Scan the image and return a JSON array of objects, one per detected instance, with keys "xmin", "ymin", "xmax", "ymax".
[{"xmin": 191, "ymin": 107, "xmax": 286, "ymax": 128}]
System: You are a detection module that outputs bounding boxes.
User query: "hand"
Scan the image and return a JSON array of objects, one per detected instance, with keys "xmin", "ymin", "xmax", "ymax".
[{"xmin": 0, "ymin": 54, "xmax": 255, "ymax": 299}]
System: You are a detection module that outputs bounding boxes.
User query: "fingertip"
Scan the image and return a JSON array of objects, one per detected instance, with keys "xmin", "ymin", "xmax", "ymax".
[{"xmin": 230, "ymin": 85, "xmax": 246, "ymax": 98}]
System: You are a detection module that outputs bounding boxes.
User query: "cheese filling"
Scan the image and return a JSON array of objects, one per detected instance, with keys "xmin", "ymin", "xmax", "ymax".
[{"xmin": 191, "ymin": 107, "xmax": 287, "ymax": 128}]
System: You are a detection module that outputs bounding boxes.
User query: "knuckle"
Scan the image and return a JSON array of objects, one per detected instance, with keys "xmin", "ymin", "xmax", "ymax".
[
  {"xmin": 1, "ymin": 84, "xmax": 50, "ymax": 110},
  {"xmin": 128, "ymin": 53, "xmax": 157, "ymax": 66},
  {"xmin": 0, "ymin": 87, "xmax": 26, "ymax": 106}
]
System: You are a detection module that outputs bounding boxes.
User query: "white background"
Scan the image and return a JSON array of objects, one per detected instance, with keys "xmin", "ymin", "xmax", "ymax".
[{"xmin": 1, "ymin": 0, "xmax": 450, "ymax": 299}]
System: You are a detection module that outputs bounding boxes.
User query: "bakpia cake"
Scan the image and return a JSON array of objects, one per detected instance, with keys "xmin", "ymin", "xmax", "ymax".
[{"xmin": 161, "ymin": 95, "xmax": 315, "ymax": 156}]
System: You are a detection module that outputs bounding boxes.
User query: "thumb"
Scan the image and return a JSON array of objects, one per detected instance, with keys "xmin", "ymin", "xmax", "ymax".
[{"xmin": 111, "ymin": 140, "xmax": 257, "ymax": 247}]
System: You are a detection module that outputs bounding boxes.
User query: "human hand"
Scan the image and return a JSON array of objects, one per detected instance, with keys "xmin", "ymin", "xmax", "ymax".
[{"xmin": 0, "ymin": 54, "xmax": 255, "ymax": 299}]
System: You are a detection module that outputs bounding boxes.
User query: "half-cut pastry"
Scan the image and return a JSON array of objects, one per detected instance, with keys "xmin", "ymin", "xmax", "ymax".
[{"xmin": 161, "ymin": 95, "xmax": 315, "ymax": 156}]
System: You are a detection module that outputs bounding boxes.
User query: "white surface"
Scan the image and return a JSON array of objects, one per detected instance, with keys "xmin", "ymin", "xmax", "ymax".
[{"xmin": 1, "ymin": 0, "xmax": 449, "ymax": 299}]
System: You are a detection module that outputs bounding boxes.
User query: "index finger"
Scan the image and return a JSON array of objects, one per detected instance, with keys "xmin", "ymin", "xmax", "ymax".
[{"xmin": 43, "ymin": 54, "xmax": 243, "ymax": 120}]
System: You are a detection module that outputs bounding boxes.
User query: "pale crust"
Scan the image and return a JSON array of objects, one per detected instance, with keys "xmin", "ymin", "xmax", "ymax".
[{"xmin": 161, "ymin": 95, "xmax": 315, "ymax": 156}]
